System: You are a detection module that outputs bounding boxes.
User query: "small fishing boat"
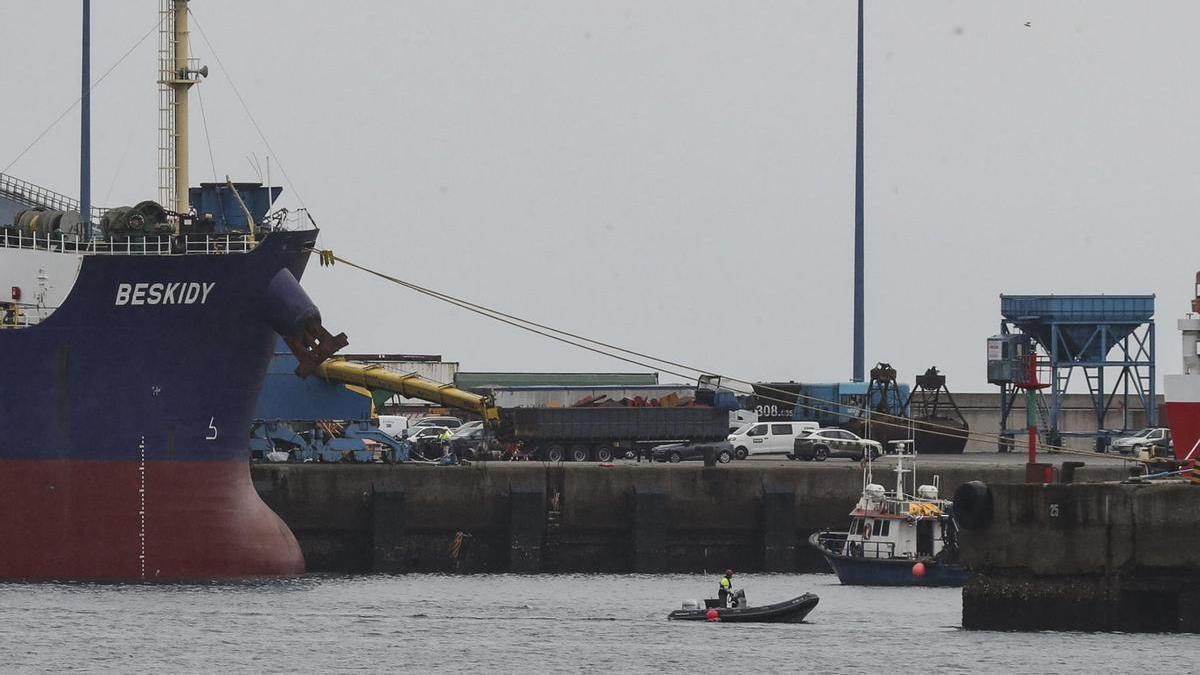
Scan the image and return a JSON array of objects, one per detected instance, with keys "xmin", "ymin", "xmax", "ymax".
[
  {"xmin": 809, "ymin": 443, "xmax": 971, "ymax": 586},
  {"xmin": 667, "ymin": 591, "xmax": 819, "ymax": 623}
]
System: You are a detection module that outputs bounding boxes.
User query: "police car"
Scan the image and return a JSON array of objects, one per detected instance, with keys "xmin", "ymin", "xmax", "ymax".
[{"xmin": 790, "ymin": 428, "xmax": 882, "ymax": 461}]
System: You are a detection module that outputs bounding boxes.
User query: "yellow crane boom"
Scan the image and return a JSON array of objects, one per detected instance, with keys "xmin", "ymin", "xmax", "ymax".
[{"xmin": 315, "ymin": 359, "xmax": 500, "ymax": 423}]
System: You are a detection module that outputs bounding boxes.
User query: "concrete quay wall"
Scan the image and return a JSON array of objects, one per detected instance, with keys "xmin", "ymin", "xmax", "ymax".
[
  {"xmin": 252, "ymin": 461, "xmax": 1127, "ymax": 575},
  {"xmin": 959, "ymin": 482, "xmax": 1200, "ymax": 632}
]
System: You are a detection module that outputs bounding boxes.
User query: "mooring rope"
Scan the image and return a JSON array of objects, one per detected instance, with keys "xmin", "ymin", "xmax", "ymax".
[{"xmin": 313, "ymin": 249, "xmax": 1148, "ymax": 466}]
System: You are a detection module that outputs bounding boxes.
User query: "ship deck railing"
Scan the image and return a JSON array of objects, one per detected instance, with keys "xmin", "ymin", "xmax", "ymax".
[
  {"xmin": 853, "ymin": 540, "xmax": 898, "ymax": 559},
  {"xmin": 874, "ymin": 495, "xmax": 953, "ymax": 516},
  {"xmin": 0, "ymin": 173, "xmax": 107, "ymax": 220},
  {"xmin": 814, "ymin": 531, "xmax": 898, "ymax": 559},
  {"xmin": 0, "ymin": 309, "xmax": 46, "ymax": 329},
  {"xmin": 0, "ymin": 229, "xmax": 258, "ymax": 255}
]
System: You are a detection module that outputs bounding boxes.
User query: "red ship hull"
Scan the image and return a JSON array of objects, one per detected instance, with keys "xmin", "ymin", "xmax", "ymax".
[{"xmin": 0, "ymin": 458, "xmax": 303, "ymax": 580}]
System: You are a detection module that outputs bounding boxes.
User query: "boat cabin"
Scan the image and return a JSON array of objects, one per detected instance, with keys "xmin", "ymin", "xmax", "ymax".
[
  {"xmin": 839, "ymin": 444, "xmax": 955, "ymax": 561},
  {"xmin": 844, "ymin": 488, "xmax": 951, "ymax": 560}
]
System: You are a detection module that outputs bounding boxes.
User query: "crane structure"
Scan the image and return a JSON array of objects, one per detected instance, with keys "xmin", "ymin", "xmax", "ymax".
[
  {"xmin": 314, "ymin": 359, "xmax": 500, "ymax": 423},
  {"xmin": 988, "ymin": 295, "xmax": 1156, "ymax": 453}
]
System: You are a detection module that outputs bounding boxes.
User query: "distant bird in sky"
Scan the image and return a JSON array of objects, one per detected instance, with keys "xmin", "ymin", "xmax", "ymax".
[{"xmin": 1024, "ymin": 21, "xmax": 1032, "ymax": 27}]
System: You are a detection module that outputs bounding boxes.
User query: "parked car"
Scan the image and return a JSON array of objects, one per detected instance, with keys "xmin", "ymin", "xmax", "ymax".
[
  {"xmin": 405, "ymin": 425, "xmax": 449, "ymax": 440},
  {"xmin": 728, "ymin": 421, "xmax": 819, "ymax": 459},
  {"xmin": 455, "ymin": 420, "xmax": 484, "ymax": 434},
  {"xmin": 412, "ymin": 416, "xmax": 463, "ymax": 429},
  {"xmin": 651, "ymin": 441, "xmax": 734, "ymax": 464},
  {"xmin": 449, "ymin": 425, "xmax": 497, "ymax": 459},
  {"xmin": 408, "ymin": 425, "xmax": 452, "ymax": 459},
  {"xmin": 1110, "ymin": 427, "xmax": 1171, "ymax": 456},
  {"xmin": 790, "ymin": 428, "xmax": 882, "ymax": 461}
]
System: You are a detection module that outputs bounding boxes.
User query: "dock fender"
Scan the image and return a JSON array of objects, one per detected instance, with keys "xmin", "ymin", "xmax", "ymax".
[
  {"xmin": 262, "ymin": 267, "xmax": 321, "ymax": 340},
  {"xmin": 951, "ymin": 481, "xmax": 993, "ymax": 530}
]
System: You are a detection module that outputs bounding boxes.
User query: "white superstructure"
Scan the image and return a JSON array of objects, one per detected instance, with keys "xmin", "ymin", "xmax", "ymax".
[{"xmin": 0, "ymin": 245, "xmax": 81, "ymax": 326}]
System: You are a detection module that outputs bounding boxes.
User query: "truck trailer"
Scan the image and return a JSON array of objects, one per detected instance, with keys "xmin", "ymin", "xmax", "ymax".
[{"xmin": 501, "ymin": 405, "xmax": 731, "ymax": 462}]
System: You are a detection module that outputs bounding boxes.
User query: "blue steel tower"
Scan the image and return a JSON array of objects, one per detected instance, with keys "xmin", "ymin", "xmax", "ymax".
[{"xmin": 990, "ymin": 295, "xmax": 1156, "ymax": 453}]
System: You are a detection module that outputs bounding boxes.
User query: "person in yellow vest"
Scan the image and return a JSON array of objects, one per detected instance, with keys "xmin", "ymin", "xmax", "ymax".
[
  {"xmin": 718, "ymin": 569, "xmax": 735, "ymax": 607},
  {"xmin": 438, "ymin": 428, "xmax": 455, "ymax": 464}
]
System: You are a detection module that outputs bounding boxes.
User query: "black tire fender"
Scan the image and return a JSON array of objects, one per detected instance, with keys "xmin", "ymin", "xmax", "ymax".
[{"xmin": 952, "ymin": 480, "xmax": 993, "ymax": 530}]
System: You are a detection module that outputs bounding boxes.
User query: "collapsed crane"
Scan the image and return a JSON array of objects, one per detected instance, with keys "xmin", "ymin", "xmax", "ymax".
[
  {"xmin": 313, "ymin": 359, "xmax": 734, "ymax": 462},
  {"xmin": 314, "ymin": 358, "xmax": 500, "ymax": 423}
]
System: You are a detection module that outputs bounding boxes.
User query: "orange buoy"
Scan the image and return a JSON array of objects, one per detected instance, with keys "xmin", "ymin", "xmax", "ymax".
[
  {"xmin": 912, "ymin": 562, "xmax": 926, "ymax": 578},
  {"xmin": 706, "ymin": 608, "xmax": 719, "ymax": 622}
]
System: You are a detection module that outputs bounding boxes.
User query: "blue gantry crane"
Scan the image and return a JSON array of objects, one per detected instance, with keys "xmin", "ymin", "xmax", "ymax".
[{"xmin": 987, "ymin": 295, "xmax": 1156, "ymax": 452}]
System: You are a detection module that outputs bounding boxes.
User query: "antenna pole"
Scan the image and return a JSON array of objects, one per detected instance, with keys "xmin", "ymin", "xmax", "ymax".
[
  {"xmin": 853, "ymin": 0, "xmax": 865, "ymax": 382},
  {"xmin": 80, "ymin": 0, "xmax": 91, "ymax": 238}
]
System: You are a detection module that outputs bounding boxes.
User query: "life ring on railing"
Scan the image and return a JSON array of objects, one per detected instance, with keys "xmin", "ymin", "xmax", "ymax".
[{"xmin": 862, "ymin": 522, "xmax": 872, "ymax": 540}]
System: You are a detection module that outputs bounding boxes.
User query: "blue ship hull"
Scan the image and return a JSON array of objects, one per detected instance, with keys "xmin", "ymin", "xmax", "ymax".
[
  {"xmin": 809, "ymin": 532, "xmax": 971, "ymax": 587},
  {"xmin": 0, "ymin": 229, "xmax": 326, "ymax": 579},
  {"xmin": 820, "ymin": 553, "xmax": 971, "ymax": 587}
]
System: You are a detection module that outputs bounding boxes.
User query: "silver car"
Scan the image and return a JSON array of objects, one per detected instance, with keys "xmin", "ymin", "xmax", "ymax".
[
  {"xmin": 790, "ymin": 428, "xmax": 882, "ymax": 461},
  {"xmin": 1110, "ymin": 427, "xmax": 1171, "ymax": 455}
]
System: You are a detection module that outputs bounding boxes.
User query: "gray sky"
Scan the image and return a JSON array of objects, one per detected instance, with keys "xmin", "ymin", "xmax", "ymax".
[{"xmin": 2, "ymin": 1, "xmax": 1196, "ymax": 393}]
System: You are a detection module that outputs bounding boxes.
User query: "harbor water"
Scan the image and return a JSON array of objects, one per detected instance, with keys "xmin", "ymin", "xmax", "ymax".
[{"xmin": 0, "ymin": 573, "xmax": 1186, "ymax": 673}]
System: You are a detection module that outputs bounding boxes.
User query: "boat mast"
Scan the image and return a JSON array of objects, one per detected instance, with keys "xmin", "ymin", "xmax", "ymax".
[
  {"xmin": 80, "ymin": 0, "xmax": 91, "ymax": 239},
  {"xmin": 893, "ymin": 443, "xmax": 912, "ymax": 499},
  {"xmin": 158, "ymin": 0, "xmax": 205, "ymax": 227}
]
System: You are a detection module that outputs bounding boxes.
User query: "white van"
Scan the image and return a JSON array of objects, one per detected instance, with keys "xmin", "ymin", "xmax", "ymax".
[
  {"xmin": 728, "ymin": 421, "xmax": 819, "ymax": 459},
  {"xmin": 378, "ymin": 415, "xmax": 410, "ymax": 439}
]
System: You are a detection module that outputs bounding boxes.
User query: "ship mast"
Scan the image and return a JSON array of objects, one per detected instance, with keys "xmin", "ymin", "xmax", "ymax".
[{"xmin": 158, "ymin": 0, "xmax": 206, "ymax": 226}]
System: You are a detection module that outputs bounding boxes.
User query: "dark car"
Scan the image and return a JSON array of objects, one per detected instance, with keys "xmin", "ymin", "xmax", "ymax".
[
  {"xmin": 652, "ymin": 441, "xmax": 734, "ymax": 464},
  {"xmin": 449, "ymin": 426, "xmax": 498, "ymax": 460},
  {"xmin": 790, "ymin": 428, "xmax": 882, "ymax": 461}
]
